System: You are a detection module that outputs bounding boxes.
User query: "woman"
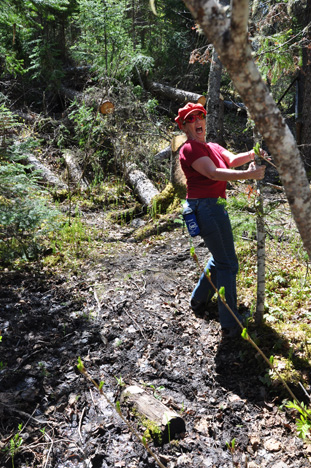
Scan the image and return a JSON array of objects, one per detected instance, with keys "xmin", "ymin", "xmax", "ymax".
[{"xmin": 175, "ymin": 102, "xmax": 266, "ymax": 338}]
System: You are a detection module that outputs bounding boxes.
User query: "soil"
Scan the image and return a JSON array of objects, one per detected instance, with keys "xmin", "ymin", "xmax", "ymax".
[{"xmin": 0, "ymin": 210, "xmax": 310, "ymax": 468}]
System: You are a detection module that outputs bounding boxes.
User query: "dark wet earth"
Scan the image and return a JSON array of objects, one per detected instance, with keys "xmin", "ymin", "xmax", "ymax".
[{"xmin": 0, "ymin": 227, "xmax": 310, "ymax": 468}]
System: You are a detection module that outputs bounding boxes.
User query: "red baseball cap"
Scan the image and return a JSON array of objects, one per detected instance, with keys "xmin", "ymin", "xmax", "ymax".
[{"xmin": 175, "ymin": 102, "xmax": 207, "ymax": 129}]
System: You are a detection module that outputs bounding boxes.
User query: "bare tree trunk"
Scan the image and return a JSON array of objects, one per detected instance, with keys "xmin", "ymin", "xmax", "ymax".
[
  {"xmin": 183, "ymin": 0, "xmax": 311, "ymax": 259},
  {"xmin": 253, "ymin": 132, "xmax": 265, "ymax": 325},
  {"xmin": 206, "ymin": 48, "xmax": 223, "ymax": 143}
]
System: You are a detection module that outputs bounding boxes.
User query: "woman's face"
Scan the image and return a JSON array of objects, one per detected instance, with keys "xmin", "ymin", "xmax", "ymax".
[{"xmin": 181, "ymin": 111, "xmax": 206, "ymax": 143}]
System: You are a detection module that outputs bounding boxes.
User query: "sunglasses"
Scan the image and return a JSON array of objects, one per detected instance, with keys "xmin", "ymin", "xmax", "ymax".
[{"xmin": 183, "ymin": 112, "xmax": 205, "ymax": 124}]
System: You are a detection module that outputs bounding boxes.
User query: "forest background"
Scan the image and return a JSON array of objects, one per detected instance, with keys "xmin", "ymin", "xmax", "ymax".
[{"xmin": 1, "ymin": 0, "xmax": 311, "ymax": 467}]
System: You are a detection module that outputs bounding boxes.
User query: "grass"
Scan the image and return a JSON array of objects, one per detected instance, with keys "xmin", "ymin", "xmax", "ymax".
[{"xmin": 235, "ymin": 219, "xmax": 311, "ymax": 396}]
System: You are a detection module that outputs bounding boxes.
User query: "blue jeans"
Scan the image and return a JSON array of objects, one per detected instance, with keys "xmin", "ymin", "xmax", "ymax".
[{"xmin": 188, "ymin": 198, "xmax": 241, "ymax": 329}]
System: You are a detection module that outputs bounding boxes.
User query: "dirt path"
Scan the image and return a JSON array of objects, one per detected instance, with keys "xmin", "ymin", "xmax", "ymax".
[{"xmin": 0, "ymin": 223, "xmax": 308, "ymax": 467}]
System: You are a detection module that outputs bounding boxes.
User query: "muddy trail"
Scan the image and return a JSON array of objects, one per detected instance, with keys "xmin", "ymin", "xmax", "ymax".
[{"xmin": 0, "ymin": 214, "xmax": 309, "ymax": 468}]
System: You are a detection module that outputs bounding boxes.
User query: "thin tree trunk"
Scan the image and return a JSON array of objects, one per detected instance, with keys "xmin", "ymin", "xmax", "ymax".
[
  {"xmin": 253, "ymin": 131, "xmax": 265, "ymax": 325},
  {"xmin": 206, "ymin": 48, "xmax": 223, "ymax": 143}
]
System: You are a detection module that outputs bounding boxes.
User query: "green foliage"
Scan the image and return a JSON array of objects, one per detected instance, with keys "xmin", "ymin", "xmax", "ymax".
[
  {"xmin": 0, "ymin": 0, "xmax": 73, "ymax": 83},
  {"xmin": 219, "ymin": 286, "xmax": 226, "ymax": 301},
  {"xmin": 286, "ymin": 400, "xmax": 311, "ymax": 439},
  {"xmin": 26, "ymin": 38, "xmax": 64, "ymax": 87},
  {"xmin": 2, "ymin": 423, "xmax": 23, "ymax": 468},
  {"xmin": 0, "ymin": 131, "xmax": 61, "ymax": 266},
  {"xmin": 226, "ymin": 438, "xmax": 236, "ymax": 453},
  {"xmin": 77, "ymin": 356, "xmax": 85, "ymax": 373},
  {"xmin": 70, "ymin": 0, "xmax": 149, "ymax": 80},
  {"xmin": 115, "ymin": 375, "xmax": 126, "ymax": 387},
  {"xmin": 68, "ymin": 101, "xmax": 106, "ymax": 151}
]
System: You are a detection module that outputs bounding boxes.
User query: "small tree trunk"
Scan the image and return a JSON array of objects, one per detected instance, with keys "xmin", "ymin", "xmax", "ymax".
[
  {"xmin": 253, "ymin": 131, "xmax": 265, "ymax": 325},
  {"xmin": 206, "ymin": 48, "xmax": 223, "ymax": 143}
]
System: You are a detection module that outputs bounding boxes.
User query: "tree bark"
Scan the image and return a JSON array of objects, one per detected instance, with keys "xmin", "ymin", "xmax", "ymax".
[
  {"xmin": 148, "ymin": 82, "xmax": 206, "ymax": 106},
  {"xmin": 206, "ymin": 48, "xmax": 223, "ymax": 143},
  {"xmin": 62, "ymin": 149, "xmax": 89, "ymax": 190},
  {"xmin": 299, "ymin": 1, "xmax": 311, "ymax": 165},
  {"xmin": 125, "ymin": 163, "xmax": 159, "ymax": 206},
  {"xmin": 183, "ymin": 0, "xmax": 311, "ymax": 259},
  {"xmin": 253, "ymin": 132, "xmax": 265, "ymax": 325},
  {"xmin": 59, "ymin": 86, "xmax": 112, "ymax": 112},
  {"xmin": 154, "ymin": 146, "xmax": 171, "ymax": 162}
]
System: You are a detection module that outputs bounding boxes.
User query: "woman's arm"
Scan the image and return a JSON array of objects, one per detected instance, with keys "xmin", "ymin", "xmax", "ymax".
[
  {"xmin": 191, "ymin": 156, "xmax": 266, "ymax": 181},
  {"xmin": 221, "ymin": 149, "xmax": 255, "ymax": 168}
]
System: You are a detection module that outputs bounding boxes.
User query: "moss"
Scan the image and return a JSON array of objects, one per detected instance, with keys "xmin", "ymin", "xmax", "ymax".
[
  {"xmin": 133, "ymin": 213, "xmax": 179, "ymax": 241},
  {"xmin": 130, "ymin": 407, "xmax": 163, "ymax": 445},
  {"xmin": 143, "ymin": 419, "xmax": 163, "ymax": 446},
  {"xmin": 151, "ymin": 182, "xmax": 185, "ymax": 215},
  {"xmin": 106, "ymin": 203, "xmax": 142, "ymax": 223}
]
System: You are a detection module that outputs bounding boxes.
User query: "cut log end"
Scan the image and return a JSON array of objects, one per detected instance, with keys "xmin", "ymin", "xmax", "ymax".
[
  {"xmin": 99, "ymin": 100, "xmax": 115, "ymax": 114},
  {"xmin": 197, "ymin": 95, "xmax": 206, "ymax": 106}
]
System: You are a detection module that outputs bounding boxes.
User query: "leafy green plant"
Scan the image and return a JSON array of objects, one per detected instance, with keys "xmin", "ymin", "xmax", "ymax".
[
  {"xmin": 141, "ymin": 381, "xmax": 164, "ymax": 400},
  {"xmin": 226, "ymin": 437, "xmax": 236, "ymax": 453},
  {"xmin": 226, "ymin": 438, "xmax": 238, "ymax": 467},
  {"xmin": 0, "ymin": 138, "xmax": 61, "ymax": 266},
  {"xmin": 286, "ymin": 400, "xmax": 311, "ymax": 439},
  {"xmin": 3, "ymin": 423, "xmax": 23, "ymax": 468},
  {"xmin": 115, "ymin": 375, "xmax": 126, "ymax": 387}
]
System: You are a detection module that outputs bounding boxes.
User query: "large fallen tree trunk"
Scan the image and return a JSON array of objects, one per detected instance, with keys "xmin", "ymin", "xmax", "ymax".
[
  {"xmin": 148, "ymin": 82, "xmax": 206, "ymax": 106},
  {"xmin": 26, "ymin": 154, "xmax": 68, "ymax": 190},
  {"xmin": 121, "ymin": 385, "xmax": 185, "ymax": 443},
  {"xmin": 124, "ymin": 163, "xmax": 159, "ymax": 206}
]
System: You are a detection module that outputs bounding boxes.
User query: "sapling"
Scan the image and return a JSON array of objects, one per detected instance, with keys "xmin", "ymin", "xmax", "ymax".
[
  {"xmin": 115, "ymin": 375, "xmax": 125, "ymax": 387},
  {"xmin": 4, "ymin": 423, "xmax": 23, "ymax": 468},
  {"xmin": 226, "ymin": 438, "xmax": 239, "ymax": 467}
]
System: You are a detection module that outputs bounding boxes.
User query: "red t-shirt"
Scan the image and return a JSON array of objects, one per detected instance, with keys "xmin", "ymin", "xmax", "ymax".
[{"xmin": 179, "ymin": 140, "xmax": 228, "ymax": 199}]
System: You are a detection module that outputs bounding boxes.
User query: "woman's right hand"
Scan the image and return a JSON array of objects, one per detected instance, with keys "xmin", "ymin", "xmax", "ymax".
[{"xmin": 247, "ymin": 161, "xmax": 266, "ymax": 180}]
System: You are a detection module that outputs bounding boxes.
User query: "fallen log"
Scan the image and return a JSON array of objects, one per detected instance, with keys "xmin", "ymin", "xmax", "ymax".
[
  {"xmin": 125, "ymin": 163, "xmax": 159, "ymax": 206},
  {"xmin": 62, "ymin": 149, "xmax": 89, "ymax": 190},
  {"xmin": 26, "ymin": 154, "xmax": 68, "ymax": 190},
  {"xmin": 149, "ymin": 82, "xmax": 206, "ymax": 106},
  {"xmin": 121, "ymin": 385, "xmax": 186, "ymax": 443},
  {"xmin": 154, "ymin": 146, "xmax": 171, "ymax": 162},
  {"xmin": 154, "ymin": 135, "xmax": 187, "ymax": 162}
]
